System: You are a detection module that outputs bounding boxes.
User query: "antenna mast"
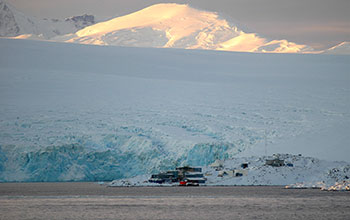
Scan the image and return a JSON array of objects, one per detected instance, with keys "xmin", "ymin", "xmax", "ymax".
[{"xmin": 264, "ymin": 129, "xmax": 267, "ymax": 156}]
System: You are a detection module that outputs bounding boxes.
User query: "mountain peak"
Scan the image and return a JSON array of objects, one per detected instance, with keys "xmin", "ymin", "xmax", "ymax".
[
  {"xmin": 71, "ymin": 3, "xmax": 309, "ymax": 53},
  {"xmin": 75, "ymin": 3, "xmax": 223, "ymax": 41},
  {"xmin": 2, "ymin": 2, "xmax": 318, "ymax": 54},
  {"xmin": 0, "ymin": 0, "xmax": 20, "ymax": 36},
  {"xmin": 0, "ymin": 0, "xmax": 96, "ymax": 38},
  {"xmin": 137, "ymin": 3, "xmax": 191, "ymax": 16}
]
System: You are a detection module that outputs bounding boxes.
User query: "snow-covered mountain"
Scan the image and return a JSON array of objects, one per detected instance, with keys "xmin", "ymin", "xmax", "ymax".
[
  {"xmin": 61, "ymin": 3, "xmax": 311, "ymax": 53},
  {"xmin": 0, "ymin": 0, "xmax": 95, "ymax": 39},
  {"xmin": 0, "ymin": 38, "xmax": 349, "ymax": 182},
  {"xmin": 2, "ymin": 1, "xmax": 348, "ymax": 54},
  {"xmin": 0, "ymin": 0, "xmax": 18, "ymax": 36},
  {"xmin": 0, "ymin": 0, "xmax": 36, "ymax": 37},
  {"xmin": 323, "ymin": 41, "xmax": 350, "ymax": 55}
]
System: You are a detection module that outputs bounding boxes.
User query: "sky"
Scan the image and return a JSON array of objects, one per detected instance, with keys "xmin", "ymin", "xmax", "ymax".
[{"xmin": 7, "ymin": 0, "xmax": 350, "ymax": 50}]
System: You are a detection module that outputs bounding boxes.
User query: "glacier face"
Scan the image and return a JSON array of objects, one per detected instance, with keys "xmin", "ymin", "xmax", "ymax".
[
  {"xmin": 0, "ymin": 142, "xmax": 237, "ymax": 182},
  {"xmin": 0, "ymin": 39, "xmax": 349, "ymax": 182}
]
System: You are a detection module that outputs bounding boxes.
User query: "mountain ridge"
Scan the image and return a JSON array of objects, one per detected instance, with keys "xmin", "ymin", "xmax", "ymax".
[
  {"xmin": 323, "ymin": 41, "xmax": 350, "ymax": 55},
  {"xmin": 0, "ymin": 0, "xmax": 95, "ymax": 39},
  {"xmin": 65, "ymin": 3, "xmax": 311, "ymax": 53},
  {"xmin": 1, "ymin": 1, "xmax": 348, "ymax": 54}
]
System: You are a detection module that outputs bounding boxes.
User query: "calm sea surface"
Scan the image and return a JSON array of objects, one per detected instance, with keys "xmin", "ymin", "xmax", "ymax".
[{"xmin": 0, "ymin": 182, "xmax": 349, "ymax": 220}]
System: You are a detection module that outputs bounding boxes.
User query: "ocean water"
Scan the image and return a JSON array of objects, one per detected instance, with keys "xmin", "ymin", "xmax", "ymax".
[{"xmin": 0, "ymin": 183, "xmax": 349, "ymax": 220}]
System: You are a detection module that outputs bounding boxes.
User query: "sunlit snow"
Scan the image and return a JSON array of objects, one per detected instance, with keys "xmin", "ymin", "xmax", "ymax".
[{"xmin": 61, "ymin": 3, "xmax": 311, "ymax": 53}]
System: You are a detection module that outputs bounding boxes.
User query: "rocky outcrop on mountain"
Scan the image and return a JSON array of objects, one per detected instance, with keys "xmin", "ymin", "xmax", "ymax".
[
  {"xmin": 1, "ymin": 1, "xmax": 347, "ymax": 54},
  {"xmin": 0, "ymin": 0, "xmax": 21, "ymax": 36},
  {"xmin": 65, "ymin": 14, "xmax": 95, "ymax": 29}
]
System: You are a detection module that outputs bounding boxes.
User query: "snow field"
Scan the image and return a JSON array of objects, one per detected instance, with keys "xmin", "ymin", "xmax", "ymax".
[{"xmin": 110, "ymin": 154, "xmax": 350, "ymax": 187}]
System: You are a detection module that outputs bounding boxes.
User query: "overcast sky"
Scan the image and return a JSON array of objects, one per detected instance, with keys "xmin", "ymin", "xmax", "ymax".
[{"xmin": 7, "ymin": 0, "xmax": 350, "ymax": 49}]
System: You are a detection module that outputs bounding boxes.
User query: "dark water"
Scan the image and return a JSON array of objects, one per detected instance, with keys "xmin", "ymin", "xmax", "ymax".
[{"xmin": 0, "ymin": 183, "xmax": 349, "ymax": 220}]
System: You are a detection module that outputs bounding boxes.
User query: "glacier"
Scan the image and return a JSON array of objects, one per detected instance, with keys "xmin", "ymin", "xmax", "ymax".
[{"xmin": 0, "ymin": 38, "xmax": 349, "ymax": 182}]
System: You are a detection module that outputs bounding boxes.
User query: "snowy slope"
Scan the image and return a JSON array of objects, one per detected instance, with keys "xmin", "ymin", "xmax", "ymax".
[
  {"xmin": 0, "ymin": 0, "xmax": 37, "ymax": 37},
  {"xmin": 205, "ymin": 154, "xmax": 350, "ymax": 186},
  {"xmin": 0, "ymin": 0, "xmax": 19, "ymax": 36},
  {"xmin": 62, "ymin": 3, "xmax": 310, "ymax": 53},
  {"xmin": 0, "ymin": 38, "xmax": 349, "ymax": 182},
  {"xmin": 323, "ymin": 42, "xmax": 350, "ymax": 55},
  {"xmin": 0, "ymin": 0, "xmax": 95, "ymax": 39},
  {"xmin": 109, "ymin": 154, "xmax": 350, "ymax": 187}
]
